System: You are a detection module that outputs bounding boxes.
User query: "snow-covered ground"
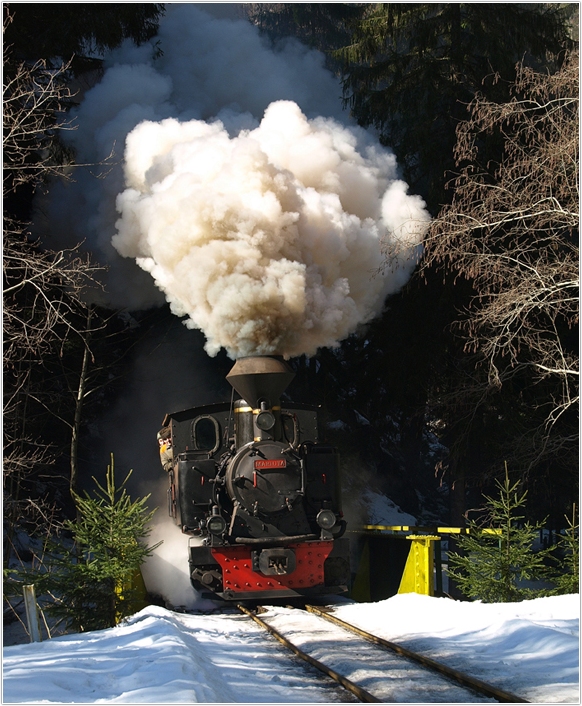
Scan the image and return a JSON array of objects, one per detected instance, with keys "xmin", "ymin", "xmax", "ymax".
[{"xmin": 3, "ymin": 593, "xmax": 578, "ymax": 703}]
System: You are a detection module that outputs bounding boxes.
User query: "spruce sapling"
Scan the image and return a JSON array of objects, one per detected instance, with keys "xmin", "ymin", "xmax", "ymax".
[{"xmin": 448, "ymin": 463, "xmax": 551, "ymax": 602}]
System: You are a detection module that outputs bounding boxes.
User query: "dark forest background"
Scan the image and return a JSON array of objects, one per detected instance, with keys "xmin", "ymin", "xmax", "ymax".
[{"xmin": 4, "ymin": 3, "xmax": 578, "ymax": 570}]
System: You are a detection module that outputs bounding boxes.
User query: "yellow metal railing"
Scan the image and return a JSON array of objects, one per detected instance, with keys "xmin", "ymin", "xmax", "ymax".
[
  {"xmin": 361, "ymin": 525, "xmax": 502, "ymax": 535},
  {"xmin": 351, "ymin": 525, "xmax": 503, "ymax": 598}
]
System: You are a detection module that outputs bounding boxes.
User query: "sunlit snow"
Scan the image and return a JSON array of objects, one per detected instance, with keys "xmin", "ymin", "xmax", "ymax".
[{"xmin": 3, "ymin": 593, "xmax": 578, "ymax": 703}]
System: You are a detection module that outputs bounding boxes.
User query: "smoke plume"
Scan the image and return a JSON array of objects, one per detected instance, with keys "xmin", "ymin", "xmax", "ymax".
[
  {"xmin": 113, "ymin": 101, "xmax": 429, "ymax": 358},
  {"xmin": 38, "ymin": 4, "xmax": 429, "ymax": 359},
  {"xmin": 36, "ymin": 4, "xmax": 349, "ymax": 310}
]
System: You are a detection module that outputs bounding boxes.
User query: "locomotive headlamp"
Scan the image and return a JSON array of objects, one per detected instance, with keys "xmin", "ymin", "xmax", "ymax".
[
  {"xmin": 316, "ymin": 509, "xmax": 337, "ymax": 530},
  {"xmin": 256, "ymin": 410, "xmax": 276, "ymax": 431},
  {"xmin": 207, "ymin": 515, "xmax": 226, "ymax": 535}
]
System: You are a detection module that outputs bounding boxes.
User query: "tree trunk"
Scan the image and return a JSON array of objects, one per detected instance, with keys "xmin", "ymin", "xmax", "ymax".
[
  {"xmin": 70, "ymin": 307, "xmax": 92, "ymax": 499},
  {"xmin": 448, "ymin": 460, "xmax": 467, "ymax": 599}
]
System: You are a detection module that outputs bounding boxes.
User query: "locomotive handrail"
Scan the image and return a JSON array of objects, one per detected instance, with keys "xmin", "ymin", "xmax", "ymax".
[
  {"xmin": 280, "ymin": 411, "xmax": 300, "ymax": 449},
  {"xmin": 234, "ymin": 533, "xmax": 318, "ymax": 546}
]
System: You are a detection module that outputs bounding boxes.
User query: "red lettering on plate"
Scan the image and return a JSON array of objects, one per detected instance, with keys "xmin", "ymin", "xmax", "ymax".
[{"xmin": 254, "ymin": 459, "xmax": 287, "ymax": 470}]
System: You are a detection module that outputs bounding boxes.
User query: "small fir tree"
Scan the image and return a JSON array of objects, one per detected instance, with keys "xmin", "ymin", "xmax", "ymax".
[
  {"xmin": 448, "ymin": 464, "xmax": 550, "ymax": 602},
  {"xmin": 549, "ymin": 507, "xmax": 579, "ymax": 595},
  {"xmin": 7, "ymin": 455, "xmax": 160, "ymax": 633}
]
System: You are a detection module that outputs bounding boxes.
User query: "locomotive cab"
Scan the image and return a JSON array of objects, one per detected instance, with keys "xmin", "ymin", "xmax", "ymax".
[{"xmin": 160, "ymin": 355, "xmax": 350, "ymax": 601}]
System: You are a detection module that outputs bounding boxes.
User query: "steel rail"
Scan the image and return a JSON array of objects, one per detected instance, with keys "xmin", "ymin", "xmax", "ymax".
[
  {"xmin": 305, "ymin": 604, "xmax": 529, "ymax": 704},
  {"xmin": 236, "ymin": 603, "xmax": 381, "ymax": 703}
]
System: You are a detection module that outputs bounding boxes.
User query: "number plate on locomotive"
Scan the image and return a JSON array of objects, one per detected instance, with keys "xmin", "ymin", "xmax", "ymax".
[{"xmin": 254, "ymin": 459, "xmax": 287, "ymax": 469}]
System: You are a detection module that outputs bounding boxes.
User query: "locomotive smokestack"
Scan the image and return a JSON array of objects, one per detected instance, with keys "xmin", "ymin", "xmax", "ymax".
[{"xmin": 226, "ymin": 355, "xmax": 295, "ymax": 409}]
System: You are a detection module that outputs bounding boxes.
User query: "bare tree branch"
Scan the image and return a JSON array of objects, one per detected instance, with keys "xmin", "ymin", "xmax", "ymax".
[
  {"xmin": 419, "ymin": 51, "xmax": 578, "ymax": 467},
  {"xmin": 3, "ymin": 16, "xmax": 108, "ymax": 565}
]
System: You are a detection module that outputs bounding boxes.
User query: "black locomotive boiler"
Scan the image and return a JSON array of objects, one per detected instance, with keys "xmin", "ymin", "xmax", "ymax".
[{"xmin": 158, "ymin": 355, "xmax": 350, "ymax": 601}]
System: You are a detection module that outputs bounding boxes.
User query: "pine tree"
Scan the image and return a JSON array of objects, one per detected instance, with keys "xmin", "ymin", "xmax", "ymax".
[
  {"xmin": 335, "ymin": 3, "xmax": 575, "ymax": 210},
  {"xmin": 448, "ymin": 464, "xmax": 550, "ymax": 602},
  {"xmin": 7, "ymin": 455, "xmax": 160, "ymax": 633}
]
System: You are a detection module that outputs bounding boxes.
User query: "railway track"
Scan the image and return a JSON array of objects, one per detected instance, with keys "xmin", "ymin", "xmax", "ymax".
[{"xmin": 237, "ymin": 603, "xmax": 529, "ymax": 703}]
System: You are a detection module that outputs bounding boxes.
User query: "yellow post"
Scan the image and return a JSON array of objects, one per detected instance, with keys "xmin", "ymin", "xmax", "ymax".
[
  {"xmin": 114, "ymin": 568, "xmax": 148, "ymax": 623},
  {"xmin": 398, "ymin": 535, "xmax": 441, "ymax": 596}
]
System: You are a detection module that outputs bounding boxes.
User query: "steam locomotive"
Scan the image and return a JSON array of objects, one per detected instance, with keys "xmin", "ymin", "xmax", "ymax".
[{"xmin": 158, "ymin": 355, "xmax": 350, "ymax": 601}]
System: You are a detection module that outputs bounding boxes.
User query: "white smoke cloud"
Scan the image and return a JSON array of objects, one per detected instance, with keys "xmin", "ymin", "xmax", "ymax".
[
  {"xmin": 37, "ymin": 4, "xmax": 429, "ymax": 357},
  {"xmin": 150, "ymin": 4, "xmax": 344, "ymax": 121},
  {"xmin": 113, "ymin": 100, "xmax": 429, "ymax": 358}
]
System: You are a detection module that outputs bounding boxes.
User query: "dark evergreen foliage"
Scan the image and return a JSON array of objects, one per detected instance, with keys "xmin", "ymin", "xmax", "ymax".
[
  {"xmin": 336, "ymin": 3, "xmax": 574, "ymax": 210},
  {"xmin": 4, "ymin": 3, "xmax": 165, "ymax": 73},
  {"xmin": 448, "ymin": 466, "xmax": 552, "ymax": 602},
  {"xmin": 248, "ymin": 4, "xmax": 358, "ymax": 56},
  {"xmin": 251, "ymin": 4, "xmax": 574, "ymax": 211},
  {"xmin": 548, "ymin": 509, "xmax": 579, "ymax": 595},
  {"xmin": 6, "ymin": 456, "xmax": 160, "ymax": 633}
]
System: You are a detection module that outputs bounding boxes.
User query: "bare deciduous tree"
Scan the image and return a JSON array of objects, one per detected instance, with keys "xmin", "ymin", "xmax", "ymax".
[
  {"xmin": 3, "ymin": 15, "xmax": 104, "ymax": 564},
  {"xmin": 3, "ymin": 59, "xmax": 75, "ymax": 194},
  {"xmin": 422, "ymin": 52, "xmax": 578, "ymax": 468}
]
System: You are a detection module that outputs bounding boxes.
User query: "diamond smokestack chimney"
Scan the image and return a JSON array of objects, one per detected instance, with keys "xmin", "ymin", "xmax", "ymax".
[{"xmin": 226, "ymin": 355, "xmax": 295, "ymax": 409}]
